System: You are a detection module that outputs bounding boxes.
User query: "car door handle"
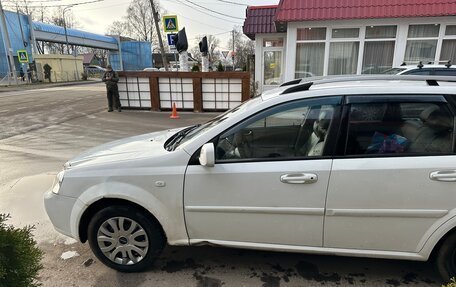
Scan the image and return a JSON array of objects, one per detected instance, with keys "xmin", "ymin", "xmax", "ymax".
[
  {"xmin": 430, "ymin": 170, "xmax": 456, "ymax": 182},
  {"xmin": 280, "ymin": 173, "xmax": 318, "ymax": 184}
]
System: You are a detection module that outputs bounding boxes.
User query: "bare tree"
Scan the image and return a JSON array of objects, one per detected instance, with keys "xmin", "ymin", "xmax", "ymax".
[
  {"xmin": 228, "ymin": 26, "xmax": 255, "ymax": 70},
  {"xmin": 190, "ymin": 34, "xmax": 221, "ymax": 68},
  {"xmin": 106, "ymin": 0, "xmax": 167, "ymax": 48}
]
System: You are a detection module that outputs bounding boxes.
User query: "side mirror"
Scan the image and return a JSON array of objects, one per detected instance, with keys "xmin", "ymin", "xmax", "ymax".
[{"xmin": 199, "ymin": 143, "xmax": 215, "ymax": 167}]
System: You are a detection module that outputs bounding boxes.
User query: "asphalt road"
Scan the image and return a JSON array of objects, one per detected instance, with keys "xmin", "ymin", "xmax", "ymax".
[{"xmin": 0, "ymin": 83, "xmax": 442, "ymax": 287}]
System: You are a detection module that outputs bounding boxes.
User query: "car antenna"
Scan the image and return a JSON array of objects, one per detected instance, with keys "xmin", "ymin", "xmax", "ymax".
[
  {"xmin": 417, "ymin": 61, "xmax": 423, "ymax": 69},
  {"xmin": 446, "ymin": 60, "xmax": 452, "ymax": 68}
]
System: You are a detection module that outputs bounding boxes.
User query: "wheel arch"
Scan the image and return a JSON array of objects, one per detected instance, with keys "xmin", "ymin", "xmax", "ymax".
[
  {"xmin": 421, "ymin": 213, "xmax": 456, "ymax": 260},
  {"xmin": 78, "ymin": 198, "xmax": 165, "ymax": 243}
]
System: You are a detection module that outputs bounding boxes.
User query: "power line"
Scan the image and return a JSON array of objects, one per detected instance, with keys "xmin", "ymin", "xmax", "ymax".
[
  {"xmin": 181, "ymin": 0, "xmax": 244, "ymax": 20},
  {"xmin": 213, "ymin": 0, "xmax": 246, "ymax": 6},
  {"xmin": 176, "ymin": 12, "xmax": 231, "ymax": 31},
  {"xmin": 3, "ymin": 0, "xmax": 102, "ymax": 9},
  {"xmin": 171, "ymin": 0, "xmax": 242, "ymax": 24}
]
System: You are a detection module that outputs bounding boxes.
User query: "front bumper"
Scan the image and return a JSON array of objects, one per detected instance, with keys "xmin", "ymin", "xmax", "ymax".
[{"xmin": 44, "ymin": 189, "xmax": 80, "ymax": 239}]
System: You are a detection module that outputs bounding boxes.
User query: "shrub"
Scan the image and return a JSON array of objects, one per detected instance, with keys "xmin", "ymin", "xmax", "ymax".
[
  {"xmin": 191, "ymin": 64, "xmax": 200, "ymax": 72},
  {"xmin": 443, "ymin": 278, "xmax": 456, "ymax": 287},
  {"xmin": 0, "ymin": 214, "xmax": 43, "ymax": 287},
  {"xmin": 217, "ymin": 61, "xmax": 224, "ymax": 72},
  {"xmin": 81, "ymin": 72, "xmax": 88, "ymax": 81}
]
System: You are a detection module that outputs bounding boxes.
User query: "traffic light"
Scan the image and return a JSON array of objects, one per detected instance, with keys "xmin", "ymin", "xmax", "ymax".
[
  {"xmin": 175, "ymin": 28, "xmax": 188, "ymax": 53},
  {"xmin": 199, "ymin": 36, "xmax": 208, "ymax": 56}
]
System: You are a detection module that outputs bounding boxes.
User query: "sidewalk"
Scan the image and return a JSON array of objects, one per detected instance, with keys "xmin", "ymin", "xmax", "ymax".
[{"xmin": 0, "ymin": 79, "xmax": 101, "ymax": 93}]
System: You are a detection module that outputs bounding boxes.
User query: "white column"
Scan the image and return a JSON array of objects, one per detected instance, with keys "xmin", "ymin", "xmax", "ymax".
[
  {"xmin": 179, "ymin": 50, "xmax": 189, "ymax": 71},
  {"xmin": 393, "ymin": 23, "xmax": 409, "ymax": 67},
  {"xmin": 254, "ymin": 36, "xmax": 263, "ymax": 93},
  {"xmin": 284, "ymin": 24, "xmax": 297, "ymax": 81},
  {"xmin": 202, "ymin": 55, "xmax": 209, "ymax": 72}
]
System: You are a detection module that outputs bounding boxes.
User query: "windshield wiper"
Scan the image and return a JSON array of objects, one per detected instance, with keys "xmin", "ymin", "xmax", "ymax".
[{"xmin": 165, "ymin": 124, "xmax": 200, "ymax": 151}]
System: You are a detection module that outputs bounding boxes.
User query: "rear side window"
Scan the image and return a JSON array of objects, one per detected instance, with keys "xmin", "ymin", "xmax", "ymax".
[
  {"xmin": 345, "ymin": 100, "xmax": 454, "ymax": 155},
  {"xmin": 433, "ymin": 69, "xmax": 456, "ymax": 76}
]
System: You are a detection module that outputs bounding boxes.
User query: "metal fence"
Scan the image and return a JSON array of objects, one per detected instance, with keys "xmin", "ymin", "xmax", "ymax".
[{"xmin": 117, "ymin": 71, "xmax": 250, "ymax": 112}]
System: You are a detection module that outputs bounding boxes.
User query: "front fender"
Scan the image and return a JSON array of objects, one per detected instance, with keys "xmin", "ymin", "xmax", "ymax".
[{"xmin": 70, "ymin": 181, "xmax": 189, "ymax": 245}]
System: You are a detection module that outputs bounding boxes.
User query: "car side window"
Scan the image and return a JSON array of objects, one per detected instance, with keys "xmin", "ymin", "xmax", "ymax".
[
  {"xmin": 403, "ymin": 69, "xmax": 432, "ymax": 75},
  {"xmin": 216, "ymin": 97, "xmax": 341, "ymax": 161},
  {"xmin": 345, "ymin": 100, "xmax": 454, "ymax": 155}
]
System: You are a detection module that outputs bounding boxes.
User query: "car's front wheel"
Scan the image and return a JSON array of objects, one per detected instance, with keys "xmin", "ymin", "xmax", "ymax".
[
  {"xmin": 87, "ymin": 205, "xmax": 165, "ymax": 272},
  {"xmin": 436, "ymin": 232, "xmax": 456, "ymax": 282}
]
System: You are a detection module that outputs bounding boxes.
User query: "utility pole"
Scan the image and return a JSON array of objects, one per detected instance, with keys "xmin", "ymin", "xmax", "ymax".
[
  {"xmin": 0, "ymin": 0, "xmax": 18, "ymax": 85},
  {"xmin": 149, "ymin": 0, "xmax": 168, "ymax": 71},
  {"xmin": 232, "ymin": 29, "xmax": 235, "ymax": 70}
]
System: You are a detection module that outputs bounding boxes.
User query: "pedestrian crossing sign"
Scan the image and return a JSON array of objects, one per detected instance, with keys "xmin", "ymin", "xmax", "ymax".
[
  {"xmin": 17, "ymin": 50, "xmax": 28, "ymax": 63},
  {"xmin": 163, "ymin": 15, "xmax": 178, "ymax": 32}
]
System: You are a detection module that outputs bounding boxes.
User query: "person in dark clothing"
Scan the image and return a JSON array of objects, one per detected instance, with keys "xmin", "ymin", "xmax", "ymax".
[
  {"xmin": 102, "ymin": 65, "xmax": 121, "ymax": 112},
  {"xmin": 19, "ymin": 67, "xmax": 25, "ymax": 81}
]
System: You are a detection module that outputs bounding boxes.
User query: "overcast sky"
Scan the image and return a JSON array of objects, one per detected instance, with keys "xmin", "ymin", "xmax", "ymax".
[{"xmin": 67, "ymin": 0, "xmax": 278, "ymax": 49}]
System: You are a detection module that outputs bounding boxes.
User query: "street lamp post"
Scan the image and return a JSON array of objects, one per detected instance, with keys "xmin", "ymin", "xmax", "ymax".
[
  {"xmin": 61, "ymin": 1, "xmax": 103, "ymax": 80},
  {"xmin": 62, "ymin": 5, "xmax": 80, "ymax": 80},
  {"xmin": 63, "ymin": 5, "xmax": 73, "ymax": 55}
]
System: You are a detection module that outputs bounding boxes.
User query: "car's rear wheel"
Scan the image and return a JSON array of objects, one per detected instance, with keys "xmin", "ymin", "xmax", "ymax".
[
  {"xmin": 87, "ymin": 205, "xmax": 165, "ymax": 272},
  {"xmin": 436, "ymin": 232, "xmax": 456, "ymax": 282}
]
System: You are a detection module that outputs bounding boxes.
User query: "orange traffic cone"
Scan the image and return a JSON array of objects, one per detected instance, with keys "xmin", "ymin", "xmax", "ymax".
[{"xmin": 170, "ymin": 103, "xmax": 180, "ymax": 119}]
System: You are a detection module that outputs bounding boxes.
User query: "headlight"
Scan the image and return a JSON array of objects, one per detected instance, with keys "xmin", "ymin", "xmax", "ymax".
[{"xmin": 52, "ymin": 170, "xmax": 65, "ymax": 194}]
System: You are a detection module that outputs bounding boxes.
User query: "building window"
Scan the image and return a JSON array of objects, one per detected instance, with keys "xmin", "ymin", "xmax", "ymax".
[
  {"xmin": 445, "ymin": 25, "xmax": 456, "ymax": 36},
  {"xmin": 405, "ymin": 24, "xmax": 440, "ymax": 63},
  {"xmin": 263, "ymin": 37, "xmax": 283, "ymax": 86},
  {"xmin": 365, "ymin": 25, "xmax": 397, "ymax": 39},
  {"xmin": 362, "ymin": 26, "xmax": 397, "ymax": 74},
  {"xmin": 328, "ymin": 28, "xmax": 360, "ymax": 75},
  {"xmin": 263, "ymin": 39, "xmax": 283, "ymax": 47},
  {"xmin": 297, "ymin": 28, "xmax": 326, "ymax": 41},
  {"xmin": 440, "ymin": 40, "xmax": 456, "ymax": 64},
  {"xmin": 295, "ymin": 28, "xmax": 326, "ymax": 78},
  {"xmin": 296, "ymin": 43, "xmax": 325, "ymax": 78},
  {"xmin": 332, "ymin": 28, "xmax": 359, "ymax": 38},
  {"xmin": 264, "ymin": 51, "xmax": 282, "ymax": 85},
  {"xmin": 440, "ymin": 25, "xmax": 456, "ymax": 64},
  {"xmin": 329, "ymin": 42, "xmax": 359, "ymax": 75}
]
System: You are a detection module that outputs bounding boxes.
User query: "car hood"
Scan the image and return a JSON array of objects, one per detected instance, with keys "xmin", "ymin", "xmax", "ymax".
[{"xmin": 65, "ymin": 128, "xmax": 183, "ymax": 168}]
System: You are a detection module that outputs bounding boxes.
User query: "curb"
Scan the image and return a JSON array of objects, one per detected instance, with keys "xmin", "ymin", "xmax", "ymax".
[{"xmin": 0, "ymin": 80, "xmax": 101, "ymax": 93}]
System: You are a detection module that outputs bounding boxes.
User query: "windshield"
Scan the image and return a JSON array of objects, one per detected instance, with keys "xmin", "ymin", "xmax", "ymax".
[
  {"xmin": 165, "ymin": 97, "xmax": 262, "ymax": 151},
  {"xmin": 381, "ymin": 67, "xmax": 406, "ymax": 75}
]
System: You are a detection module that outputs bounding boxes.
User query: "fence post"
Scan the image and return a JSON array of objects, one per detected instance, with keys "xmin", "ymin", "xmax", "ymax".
[
  {"xmin": 241, "ymin": 74, "xmax": 250, "ymax": 102},
  {"xmin": 192, "ymin": 77, "xmax": 203, "ymax": 112},
  {"xmin": 149, "ymin": 75, "xmax": 160, "ymax": 111}
]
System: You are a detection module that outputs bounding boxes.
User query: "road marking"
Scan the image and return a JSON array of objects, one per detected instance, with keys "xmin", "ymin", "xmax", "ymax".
[
  {"xmin": 0, "ymin": 109, "xmax": 9, "ymax": 113},
  {"xmin": 16, "ymin": 107, "xmax": 26, "ymax": 110}
]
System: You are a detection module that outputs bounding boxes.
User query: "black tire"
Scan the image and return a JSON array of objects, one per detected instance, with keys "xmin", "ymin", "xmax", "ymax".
[
  {"xmin": 436, "ymin": 232, "xmax": 456, "ymax": 282},
  {"xmin": 87, "ymin": 205, "xmax": 166, "ymax": 272}
]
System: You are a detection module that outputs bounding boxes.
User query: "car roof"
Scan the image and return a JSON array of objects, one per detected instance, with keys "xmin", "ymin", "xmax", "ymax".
[{"xmin": 262, "ymin": 76, "xmax": 456, "ymax": 101}]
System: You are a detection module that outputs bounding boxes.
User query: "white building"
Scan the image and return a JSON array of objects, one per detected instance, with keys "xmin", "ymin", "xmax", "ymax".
[{"xmin": 243, "ymin": 1, "xmax": 456, "ymax": 92}]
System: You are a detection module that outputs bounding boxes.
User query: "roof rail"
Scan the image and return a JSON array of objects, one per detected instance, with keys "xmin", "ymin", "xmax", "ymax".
[
  {"xmin": 280, "ymin": 75, "xmax": 456, "ymax": 95},
  {"xmin": 280, "ymin": 79, "xmax": 302, "ymax": 87}
]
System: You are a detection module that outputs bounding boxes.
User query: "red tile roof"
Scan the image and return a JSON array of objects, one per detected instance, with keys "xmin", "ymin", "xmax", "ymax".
[
  {"xmin": 243, "ymin": 5, "xmax": 278, "ymax": 40},
  {"xmin": 275, "ymin": 0, "xmax": 456, "ymax": 22}
]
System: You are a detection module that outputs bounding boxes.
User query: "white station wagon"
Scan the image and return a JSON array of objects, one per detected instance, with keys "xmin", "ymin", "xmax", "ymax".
[{"xmin": 45, "ymin": 76, "xmax": 456, "ymax": 280}]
